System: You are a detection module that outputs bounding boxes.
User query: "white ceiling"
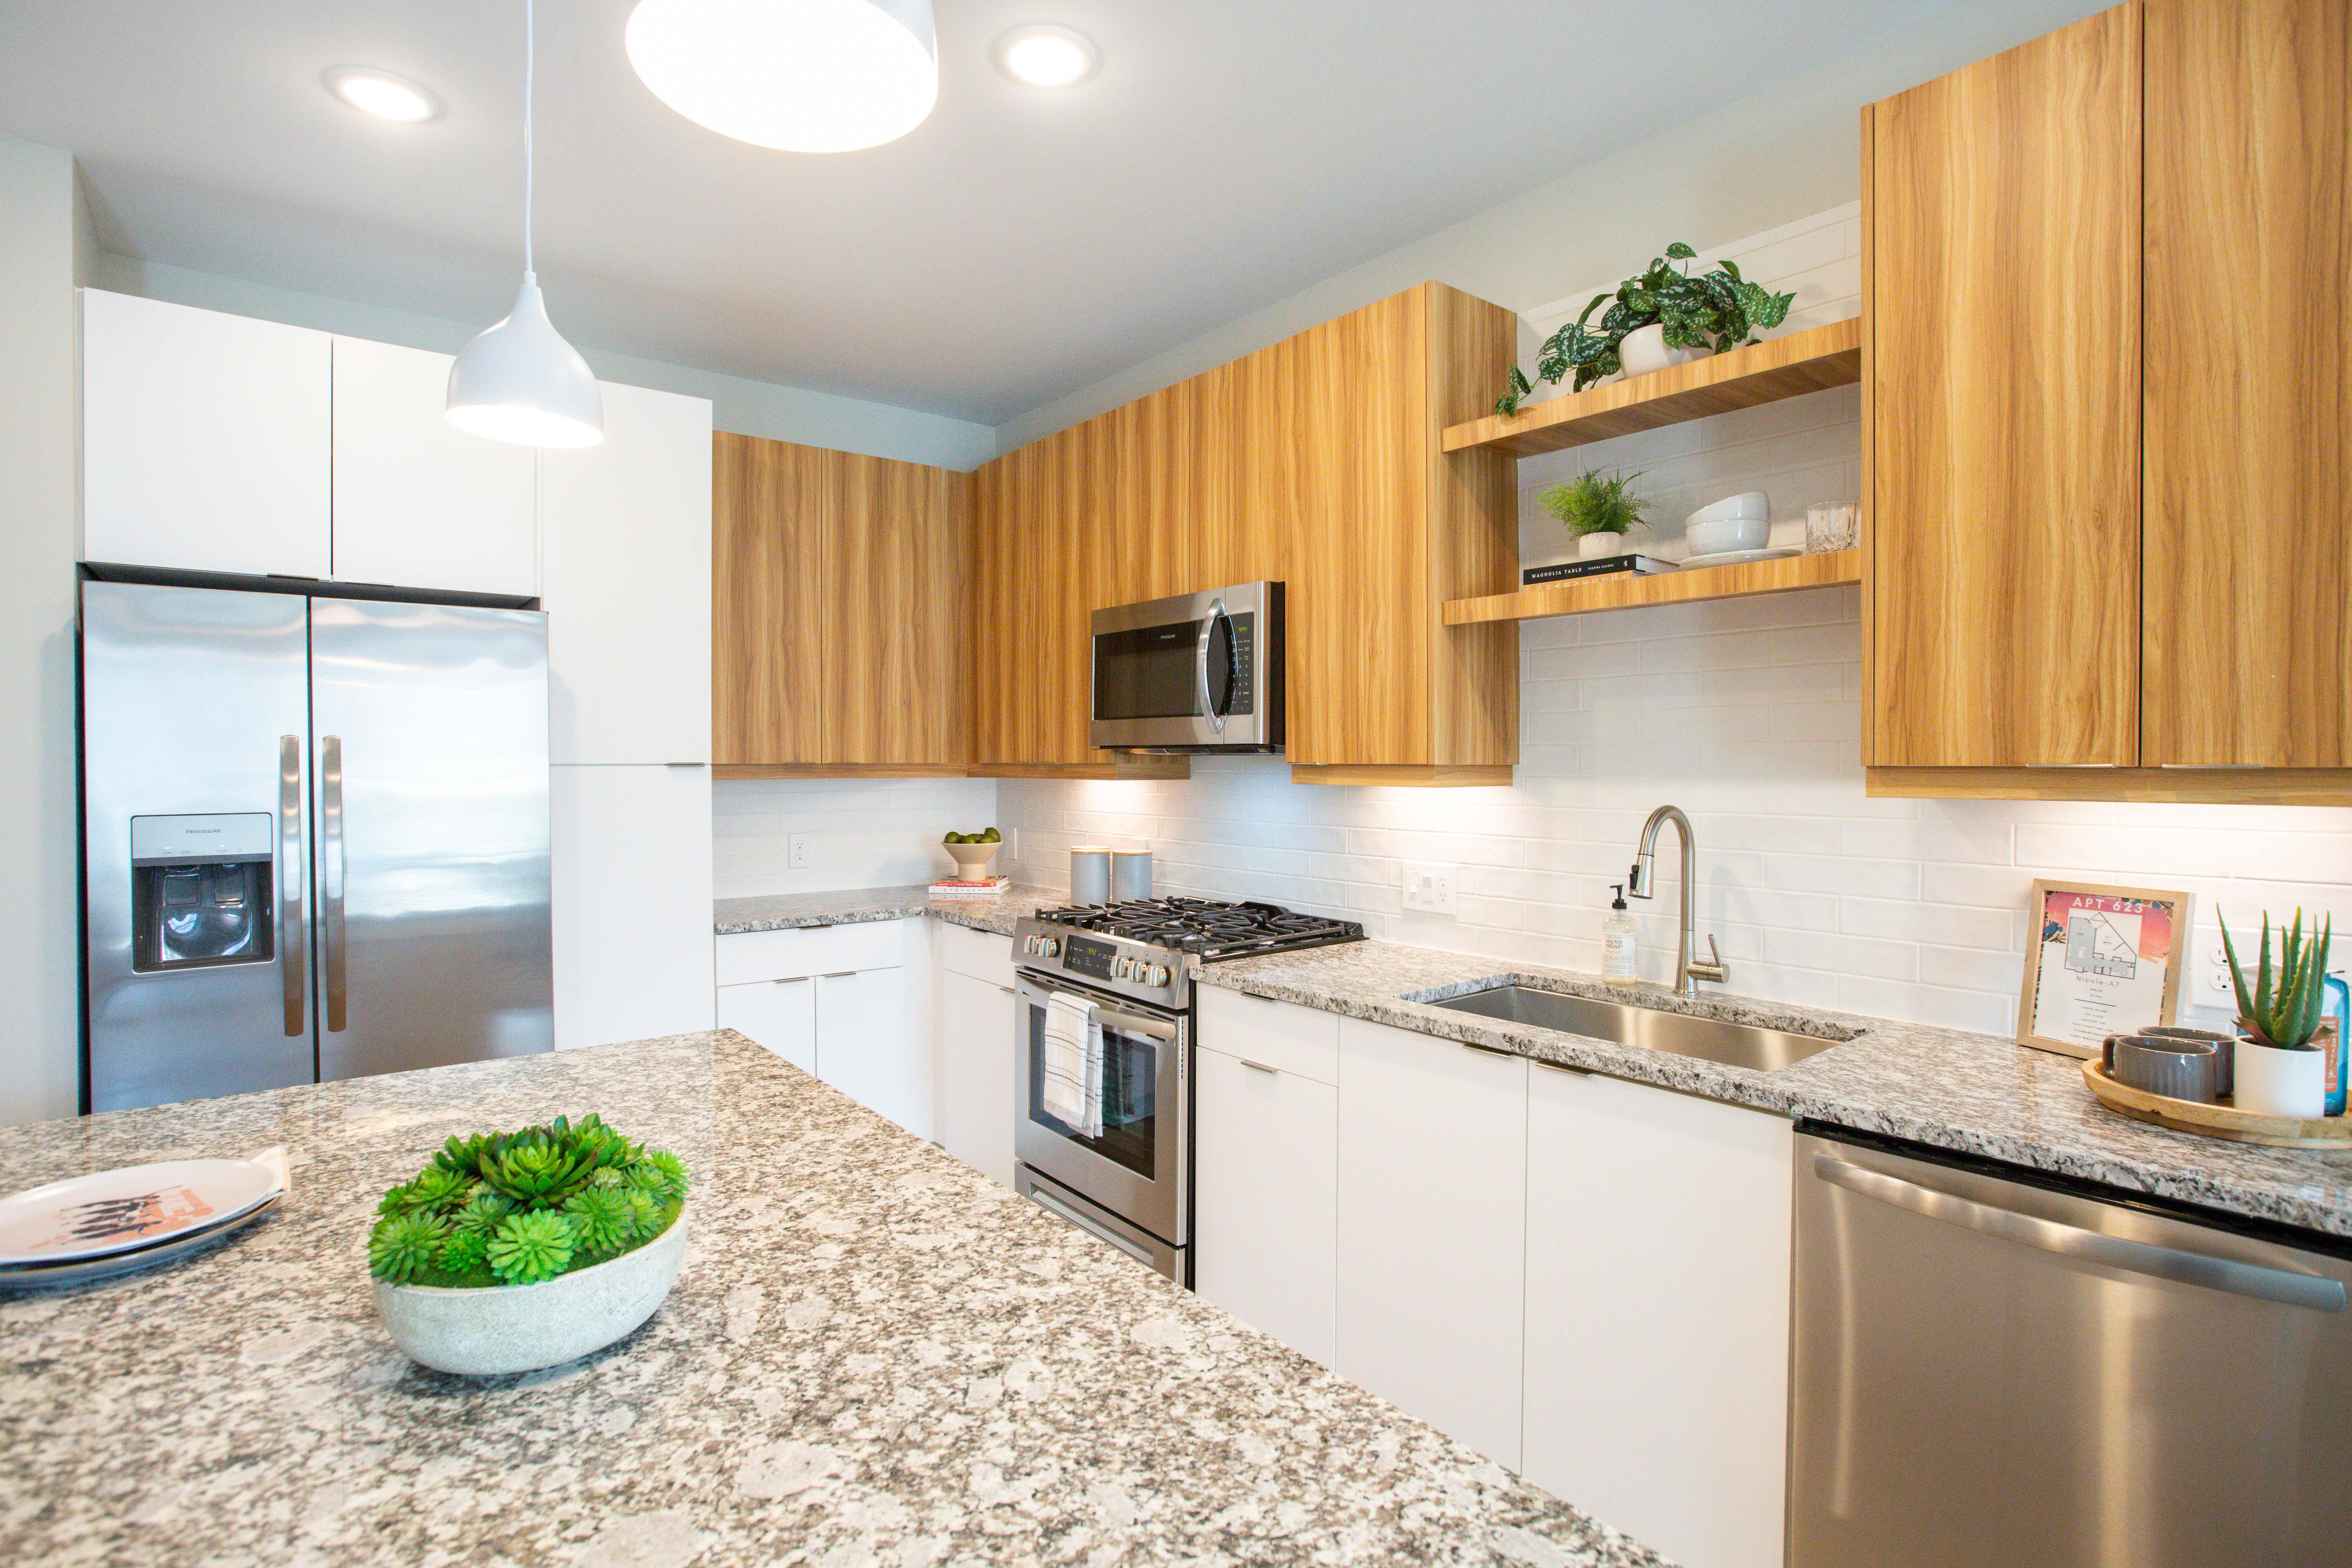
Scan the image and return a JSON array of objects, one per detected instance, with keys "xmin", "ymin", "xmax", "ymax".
[{"xmin": 0, "ymin": 0, "xmax": 1938, "ymax": 425}]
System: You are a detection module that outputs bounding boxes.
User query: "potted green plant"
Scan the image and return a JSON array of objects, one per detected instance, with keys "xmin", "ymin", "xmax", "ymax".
[
  {"xmin": 1538, "ymin": 470, "xmax": 1652, "ymax": 560},
  {"xmin": 1497, "ymin": 243, "xmax": 1797, "ymax": 415},
  {"xmin": 368, "ymin": 1113, "xmax": 690, "ymax": 1375},
  {"xmin": 2221, "ymin": 910, "xmax": 2335, "ymax": 1117}
]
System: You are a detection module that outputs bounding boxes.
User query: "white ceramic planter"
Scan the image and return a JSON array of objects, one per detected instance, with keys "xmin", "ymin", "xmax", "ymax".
[
  {"xmin": 1619, "ymin": 323, "xmax": 1700, "ymax": 378},
  {"xmin": 1577, "ymin": 532, "xmax": 1629, "ymax": 560},
  {"xmin": 2232, "ymin": 1039, "xmax": 2326, "ymax": 1119},
  {"xmin": 375, "ymin": 1209, "xmax": 687, "ymax": 1376}
]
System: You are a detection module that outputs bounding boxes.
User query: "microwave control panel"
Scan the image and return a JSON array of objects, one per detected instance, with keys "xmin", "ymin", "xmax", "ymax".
[{"xmin": 1223, "ymin": 614, "xmax": 1255, "ymax": 716}]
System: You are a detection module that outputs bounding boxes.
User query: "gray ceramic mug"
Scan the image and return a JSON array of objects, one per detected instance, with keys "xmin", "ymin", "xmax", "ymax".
[
  {"xmin": 2107, "ymin": 1033, "xmax": 2222, "ymax": 1103},
  {"xmin": 2140, "ymin": 1026, "xmax": 2238, "ymax": 1098}
]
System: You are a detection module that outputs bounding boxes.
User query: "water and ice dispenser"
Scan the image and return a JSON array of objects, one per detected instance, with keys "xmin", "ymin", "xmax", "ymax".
[{"xmin": 128, "ymin": 813, "xmax": 275, "ymax": 973}]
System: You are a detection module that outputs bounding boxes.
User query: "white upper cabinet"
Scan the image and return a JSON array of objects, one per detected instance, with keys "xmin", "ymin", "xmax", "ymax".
[
  {"xmin": 79, "ymin": 289, "xmax": 331, "ymax": 578},
  {"xmin": 541, "ymin": 380, "xmax": 713, "ymax": 765},
  {"xmin": 329, "ymin": 336, "xmax": 537, "ymax": 597}
]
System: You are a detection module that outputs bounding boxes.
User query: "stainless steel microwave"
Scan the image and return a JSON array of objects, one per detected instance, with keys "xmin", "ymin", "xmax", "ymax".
[{"xmin": 1090, "ymin": 582, "xmax": 1283, "ymax": 753}]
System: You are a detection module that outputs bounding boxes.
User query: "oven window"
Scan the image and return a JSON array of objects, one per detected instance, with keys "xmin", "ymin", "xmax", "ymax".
[
  {"xmin": 1027, "ymin": 1005, "xmax": 1160, "ymax": 1179},
  {"xmin": 1093, "ymin": 624, "xmax": 1200, "ymax": 721}
]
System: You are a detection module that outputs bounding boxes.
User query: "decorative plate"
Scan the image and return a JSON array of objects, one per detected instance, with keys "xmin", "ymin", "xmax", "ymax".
[
  {"xmin": 0, "ymin": 1195, "xmax": 281, "ymax": 1288},
  {"xmin": 0, "ymin": 1158, "xmax": 282, "ymax": 1266}
]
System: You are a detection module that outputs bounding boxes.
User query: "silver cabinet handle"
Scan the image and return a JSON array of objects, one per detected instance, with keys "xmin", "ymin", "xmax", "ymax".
[
  {"xmin": 1239, "ymin": 1058, "xmax": 1279, "ymax": 1075},
  {"xmin": 771, "ymin": 976, "xmax": 810, "ymax": 986},
  {"xmin": 1533, "ymin": 1056, "xmax": 1591, "ymax": 1076},
  {"xmin": 320, "ymin": 734, "xmax": 346, "ymax": 1033},
  {"xmin": 1812, "ymin": 1153, "xmax": 2347, "ymax": 1313},
  {"xmin": 998, "ymin": 985, "xmax": 1015, "ymax": 996},
  {"xmin": 1460, "ymin": 1038, "xmax": 1519, "ymax": 1059},
  {"xmin": 820, "ymin": 971, "xmax": 855, "ymax": 980},
  {"xmin": 277, "ymin": 735, "xmax": 305, "ymax": 1038}
]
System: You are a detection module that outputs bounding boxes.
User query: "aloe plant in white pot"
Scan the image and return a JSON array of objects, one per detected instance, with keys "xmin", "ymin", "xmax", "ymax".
[{"xmin": 2221, "ymin": 910, "xmax": 2336, "ymax": 1118}]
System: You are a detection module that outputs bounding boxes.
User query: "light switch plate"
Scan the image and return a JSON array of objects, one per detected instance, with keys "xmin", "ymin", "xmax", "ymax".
[
  {"xmin": 788, "ymin": 833, "xmax": 813, "ymax": 870},
  {"xmin": 1403, "ymin": 861, "xmax": 1459, "ymax": 915}
]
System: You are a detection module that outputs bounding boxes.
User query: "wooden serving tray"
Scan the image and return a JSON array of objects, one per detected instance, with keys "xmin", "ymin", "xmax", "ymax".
[{"xmin": 2082, "ymin": 1059, "xmax": 2352, "ymax": 1149}]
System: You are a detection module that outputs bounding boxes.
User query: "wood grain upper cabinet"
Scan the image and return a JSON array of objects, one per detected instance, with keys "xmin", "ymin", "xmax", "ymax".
[
  {"xmin": 2142, "ymin": 0, "xmax": 2351, "ymax": 767},
  {"xmin": 1865, "ymin": 3, "xmax": 2143, "ymax": 768},
  {"xmin": 712, "ymin": 434, "xmax": 973, "ymax": 773}
]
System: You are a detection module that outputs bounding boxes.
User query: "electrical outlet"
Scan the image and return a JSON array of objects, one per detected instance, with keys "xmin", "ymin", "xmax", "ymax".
[
  {"xmin": 1402, "ymin": 862, "xmax": 1459, "ymax": 915},
  {"xmin": 788, "ymin": 833, "xmax": 813, "ymax": 870}
]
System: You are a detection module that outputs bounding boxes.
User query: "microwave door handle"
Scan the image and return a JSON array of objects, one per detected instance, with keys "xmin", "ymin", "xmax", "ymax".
[
  {"xmin": 278, "ymin": 735, "xmax": 305, "ymax": 1036},
  {"xmin": 1195, "ymin": 598, "xmax": 1229, "ymax": 735}
]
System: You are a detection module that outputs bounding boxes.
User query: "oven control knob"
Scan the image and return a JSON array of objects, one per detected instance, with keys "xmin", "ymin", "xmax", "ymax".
[
  {"xmin": 1112, "ymin": 956, "xmax": 1133, "ymax": 979},
  {"xmin": 1145, "ymin": 964, "xmax": 1172, "ymax": 987},
  {"xmin": 1039, "ymin": 937, "xmax": 1060, "ymax": 958},
  {"xmin": 1020, "ymin": 936, "xmax": 1036, "ymax": 955}
]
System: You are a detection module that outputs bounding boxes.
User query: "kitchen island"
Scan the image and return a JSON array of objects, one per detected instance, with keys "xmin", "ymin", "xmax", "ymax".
[{"xmin": 0, "ymin": 1032, "xmax": 1664, "ymax": 1568}]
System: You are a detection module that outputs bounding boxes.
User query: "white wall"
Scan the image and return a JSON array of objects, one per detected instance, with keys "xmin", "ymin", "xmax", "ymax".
[
  {"xmin": 91, "ymin": 256, "xmax": 998, "ymax": 473},
  {"xmin": 713, "ymin": 777, "xmax": 1000, "ymax": 900},
  {"xmin": 0, "ymin": 134, "xmax": 90, "ymax": 1124}
]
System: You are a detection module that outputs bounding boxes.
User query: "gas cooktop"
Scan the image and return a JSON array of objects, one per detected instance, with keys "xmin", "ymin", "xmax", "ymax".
[{"xmin": 1031, "ymin": 897, "xmax": 1365, "ymax": 963}]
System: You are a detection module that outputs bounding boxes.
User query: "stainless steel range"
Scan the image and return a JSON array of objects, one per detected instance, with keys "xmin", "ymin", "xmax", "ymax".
[{"xmin": 1011, "ymin": 897, "xmax": 1363, "ymax": 1285}]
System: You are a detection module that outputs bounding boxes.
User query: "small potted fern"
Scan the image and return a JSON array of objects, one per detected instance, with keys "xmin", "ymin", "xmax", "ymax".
[
  {"xmin": 368, "ymin": 1113, "xmax": 690, "ymax": 1375},
  {"xmin": 2221, "ymin": 910, "xmax": 2336, "ymax": 1118},
  {"xmin": 1539, "ymin": 470, "xmax": 1652, "ymax": 560}
]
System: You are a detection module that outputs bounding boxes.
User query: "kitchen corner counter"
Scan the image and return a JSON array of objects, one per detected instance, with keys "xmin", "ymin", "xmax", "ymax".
[
  {"xmin": 1198, "ymin": 941, "xmax": 2352, "ymax": 1243},
  {"xmin": 717, "ymin": 885, "xmax": 1060, "ymax": 938},
  {"xmin": 0, "ymin": 1032, "xmax": 1662, "ymax": 1568}
]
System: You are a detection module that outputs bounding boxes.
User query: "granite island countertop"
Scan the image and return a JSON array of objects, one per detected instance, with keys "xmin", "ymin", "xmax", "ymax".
[{"xmin": 0, "ymin": 1031, "xmax": 1664, "ymax": 1568}]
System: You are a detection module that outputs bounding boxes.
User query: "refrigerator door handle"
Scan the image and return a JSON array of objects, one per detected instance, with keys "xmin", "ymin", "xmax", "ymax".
[
  {"xmin": 1812, "ymin": 1152, "xmax": 2347, "ymax": 1312},
  {"xmin": 321, "ymin": 734, "xmax": 347, "ymax": 1033},
  {"xmin": 278, "ymin": 735, "xmax": 306, "ymax": 1037}
]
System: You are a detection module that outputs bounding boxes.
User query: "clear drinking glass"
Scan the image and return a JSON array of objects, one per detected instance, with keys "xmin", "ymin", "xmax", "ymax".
[{"xmin": 1806, "ymin": 502, "xmax": 1860, "ymax": 553}]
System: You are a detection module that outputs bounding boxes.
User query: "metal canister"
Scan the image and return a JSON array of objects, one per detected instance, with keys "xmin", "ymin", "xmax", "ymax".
[
  {"xmin": 1112, "ymin": 849, "xmax": 1153, "ymax": 902},
  {"xmin": 1069, "ymin": 846, "xmax": 1113, "ymax": 905}
]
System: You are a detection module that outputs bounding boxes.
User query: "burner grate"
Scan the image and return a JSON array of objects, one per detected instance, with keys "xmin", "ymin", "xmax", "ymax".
[{"xmin": 1033, "ymin": 896, "xmax": 1364, "ymax": 961}]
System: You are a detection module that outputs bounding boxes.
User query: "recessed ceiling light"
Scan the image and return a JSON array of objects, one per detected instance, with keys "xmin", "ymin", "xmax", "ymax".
[
  {"xmin": 626, "ymin": 0, "xmax": 940, "ymax": 154},
  {"xmin": 994, "ymin": 24, "xmax": 1098, "ymax": 88},
  {"xmin": 324, "ymin": 66, "xmax": 444, "ymax": 123}
]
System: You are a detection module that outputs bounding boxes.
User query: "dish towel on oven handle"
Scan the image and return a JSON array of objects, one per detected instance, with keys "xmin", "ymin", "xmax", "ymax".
[{"xmin": 1041, "ymin": 990, "xmax": 1105, "ymax": 1139}]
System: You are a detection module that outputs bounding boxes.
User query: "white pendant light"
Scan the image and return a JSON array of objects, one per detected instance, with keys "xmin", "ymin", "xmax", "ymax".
[
  {"xmin": 447, "ymin": 0, "xmax": 603, "ymax": 448},
  {"xmin": 625, "ymin": 0, "xmax": 938, "ymax": 153}
]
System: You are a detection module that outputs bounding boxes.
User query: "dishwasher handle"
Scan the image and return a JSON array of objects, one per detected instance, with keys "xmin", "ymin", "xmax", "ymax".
[{"xmin": 1812, "ymin": 1152, "xmax": 2347, "ymax": 1314}]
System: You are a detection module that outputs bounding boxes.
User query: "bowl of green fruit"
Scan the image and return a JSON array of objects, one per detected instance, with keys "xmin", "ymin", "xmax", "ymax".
[{"xmin": 942, "ymin": 827, "xmax": 1002, "ymax": 880}]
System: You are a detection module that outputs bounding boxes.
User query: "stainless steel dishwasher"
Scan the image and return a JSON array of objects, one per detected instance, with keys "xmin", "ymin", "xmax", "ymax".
[{"xmin": 1791, "ymin": 1127, "xmax": 2352, "ymax": 1568}]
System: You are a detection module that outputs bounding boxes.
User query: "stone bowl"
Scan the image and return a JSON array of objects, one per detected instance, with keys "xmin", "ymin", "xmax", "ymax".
[
  {"xmin": 373, "ymin": 1208, "xmax": 687, "ymax": 1376},
  {"xmin": 944, "ymin": 841, "xmax": 999, "ymax": 880}
]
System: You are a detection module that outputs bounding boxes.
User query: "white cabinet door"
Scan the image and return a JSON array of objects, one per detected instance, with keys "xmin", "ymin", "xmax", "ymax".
[
  {"xmin": 539, "ymin": 379, "xmax": 712, "ymax": 765},
  {"xmin": 550, "ymin": 764, "xmax": 715, "ymax": 1049},
  {"xmin": 79, "ymin": 289, "xmax": 331, "ymax": 577},
  {"xmin": 1335, "ymin": 1018, "xmax": 1528, "ymax": 1468},
  {"xmin": 936, "ymin": 969, "xmax": 1015, "ymax": 1186},
  {"xmin": 330, "ymin": 336, "xmax": 537, "ymax": 596},
  {"xmin": 1523, "ymin": 1064, "xmax": 1794, "ymax": 1568},
  {"xmin": 717, "ymin": 976, "xmax": 816, "ymax": 1074},
  {"xmin": 1196, "ymin": 1045, "xmax": 1337, "ymax": 1366},
  {"xmin": 817, "ymin": 967, "xmax": 927, "ymax": 1139}
]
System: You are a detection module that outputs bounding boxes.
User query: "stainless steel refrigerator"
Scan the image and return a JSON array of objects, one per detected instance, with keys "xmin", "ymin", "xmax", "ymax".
[{"xmin": 80, "ymin": 580, "xmax": 552, "ymax": 1113}]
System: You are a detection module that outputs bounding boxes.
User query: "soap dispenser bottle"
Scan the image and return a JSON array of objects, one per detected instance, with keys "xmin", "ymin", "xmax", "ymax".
[{"xmin": 1602, "ymin": 884, "xmax": 1638, "ymax": 985}]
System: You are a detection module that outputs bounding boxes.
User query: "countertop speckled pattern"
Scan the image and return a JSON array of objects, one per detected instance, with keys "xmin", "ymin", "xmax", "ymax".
[
  {"xmin": 0, "ymin": 1032, "xmax": 1662, "ymax": 1568},
  {"xmin": 1196, "ymin": 940, "xmax": 2352, "ymax": 1240},
  {"xmin": 717, "ymin": 885, "xmax": 1059, "ymax": 938}
]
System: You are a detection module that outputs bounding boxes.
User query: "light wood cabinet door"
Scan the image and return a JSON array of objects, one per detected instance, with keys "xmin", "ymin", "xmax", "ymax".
[
  {"xmin": 1866, "ymin": 3, "xmax": 2143, "ymax": 767},
  {"xmin": 1334, "ymin": 1017, "xmax": 1526, "ymax": 1469},
  {"xmin": 712, "ymin": 434, "xmax": 971, "ymax": 770},
  {"xmin": 1523, "ymin": 1065, "xmax": 1793, "ymax": 1568},
  {"xmin": 2142, "ymin": 0, "xmax": 2352, "ymax": 766}
]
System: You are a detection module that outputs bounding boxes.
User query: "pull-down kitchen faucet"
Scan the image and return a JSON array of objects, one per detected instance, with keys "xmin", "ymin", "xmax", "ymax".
[{"xmin": 1628, "ymin": 804, "xmax": 1729, "ymax": 1000}]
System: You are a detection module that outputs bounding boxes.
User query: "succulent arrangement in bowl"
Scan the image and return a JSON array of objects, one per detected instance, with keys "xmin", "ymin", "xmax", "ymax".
[{"xmin": 368, "ymin": 1114, "xmax": 692, "ymax": 1376}]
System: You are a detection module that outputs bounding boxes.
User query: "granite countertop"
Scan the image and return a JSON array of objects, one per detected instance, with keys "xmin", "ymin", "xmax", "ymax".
[
  {"xmin": 717, "ymin": 885, "xmax": 1058, "ymax": 938},
  {"xmin": 0, "ymin": 1032, "xmax": 1661, "ymax": 1568},
  {"xmin": 1196, "ymin": 940, "xmax": 2352, "ymax": 1241}
]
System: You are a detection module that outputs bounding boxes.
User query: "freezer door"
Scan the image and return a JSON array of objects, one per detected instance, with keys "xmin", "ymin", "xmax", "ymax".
[
  {"xmin": 310, "ymin": 598, "xmax": 551, "ymax": 1080},
  {"xmin": 1791, "ymin": 1131, "xmax": 2352, "ymax": 1568},
  {"xmin": 82, "ymin": 581, "xmax": 315, "ymax": 1111}
]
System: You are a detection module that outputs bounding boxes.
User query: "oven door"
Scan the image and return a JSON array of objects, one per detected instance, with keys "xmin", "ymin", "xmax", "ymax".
[
  {"xmin": 1089, "ymin": 582, "xmax": 1281, "ymax": 752},
  {"xmin": 1013, "ymin": 973, "xmax": 1189, "ymax": 1246}
]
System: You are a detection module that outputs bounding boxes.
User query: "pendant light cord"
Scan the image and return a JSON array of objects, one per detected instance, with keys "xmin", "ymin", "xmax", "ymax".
[{"xmin": 523, "ymin": 0, "xmax": 535, "ymax": 277}]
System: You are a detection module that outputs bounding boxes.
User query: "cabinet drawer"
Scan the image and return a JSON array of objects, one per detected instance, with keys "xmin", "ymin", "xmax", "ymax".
[
  {"xmin": 936, "ymin": 919, "xmax": 1015, "ymax": 988},
  {"xmin": 1197, "ymin": 984, "xmax": 1340, "ymax": 1086},
  {"xmin": 716, "ymin": 920, "xmax": 905, "ymax": 984}
]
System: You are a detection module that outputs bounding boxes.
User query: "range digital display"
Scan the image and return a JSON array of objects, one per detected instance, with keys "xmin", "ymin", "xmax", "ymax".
[{"xmin": 1063, "ymin": 934, "xmax": 1121, "ymax": 980}]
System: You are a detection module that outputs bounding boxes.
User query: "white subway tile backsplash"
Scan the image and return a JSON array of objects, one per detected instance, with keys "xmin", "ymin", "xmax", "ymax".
[{"xmin": 710, "ymin": 776, "xmax": 1000, "ymax": 899}]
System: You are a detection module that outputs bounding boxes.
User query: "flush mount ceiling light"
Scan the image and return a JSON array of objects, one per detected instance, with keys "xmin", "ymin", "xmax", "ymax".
[
  {"xmin": 323, "ymin": 66, "xmax": 444, "ymax": 123},
  {"xmin": 625, "ymin": 0, "xmax": 938, "ymax": 153},
  {"xmin": 446, "ymin": 0, "xmax": 603, "ymax": 448},
  {"xmin": 993, "ymin": 24, "xmax": 1098, "ymax": 88}
]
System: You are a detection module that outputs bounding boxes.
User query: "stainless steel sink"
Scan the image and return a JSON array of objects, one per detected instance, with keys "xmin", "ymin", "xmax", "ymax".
[{"xmin": 1428, "ymin": 984, "xmax": 1853, "ymax": 1071}]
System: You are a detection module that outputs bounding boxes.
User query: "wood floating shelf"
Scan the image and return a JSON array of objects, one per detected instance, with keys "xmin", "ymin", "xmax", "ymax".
[
  {"xmin": 1440, "ymin": 318, "xmax": 1862, "ymax": 459},
  {"xmin": 1443, "ymin": 548, "xmax": 1861, "ymax": 627}
]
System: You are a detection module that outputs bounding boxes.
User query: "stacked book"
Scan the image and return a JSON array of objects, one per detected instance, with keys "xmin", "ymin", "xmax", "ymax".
[
  {"xmin": 1522, "ymin": 554, "xmax": 1678, "ymax": 586},
  {"xmin": 930, "ymin": 876, "xmax": 1011, "ymax": 902}
]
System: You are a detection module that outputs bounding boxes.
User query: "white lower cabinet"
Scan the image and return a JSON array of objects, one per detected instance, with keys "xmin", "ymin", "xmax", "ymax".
[
  {"xmin": 1194, "ymin": 1044, "xmax": 1337, "ymax": 1366},
  {"xmin": 550, "ymin": 764, "xmax": 714, "ymax": 1049},
  {"xmin": 935, "ymin": 969, "xmax": 1015, "ymax": 1186},
  {"xmin": 716, "ymin": 976, "xmax": 816, "ymax": 1074},
  {"xmin": 1334, "ymin": 1016, "xmax": 1528, "ymax": 1470},
  {"xmin": 817, "ymin": 967, "xmax": 927, "ymax": 1140},
  {"xmin": 1522, "ymin": 1062, "xmax": 1794, "ymax": 1568}
]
